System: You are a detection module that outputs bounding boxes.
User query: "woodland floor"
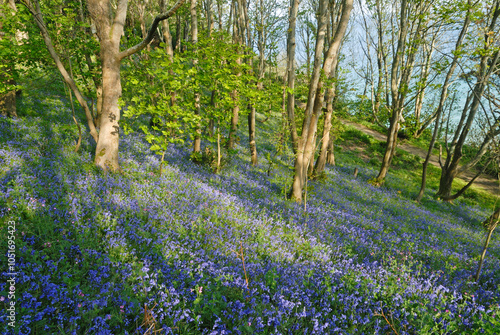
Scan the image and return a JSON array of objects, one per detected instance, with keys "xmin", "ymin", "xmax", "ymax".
[{"xmin": 340, "ymin": 118, "xmax": 500, "ymax": 197}]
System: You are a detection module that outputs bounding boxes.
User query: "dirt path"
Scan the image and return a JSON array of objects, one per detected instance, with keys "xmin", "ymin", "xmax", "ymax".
[{"xmin": 341, "ymin": 119, "xmax": 499, "ymax": 196}]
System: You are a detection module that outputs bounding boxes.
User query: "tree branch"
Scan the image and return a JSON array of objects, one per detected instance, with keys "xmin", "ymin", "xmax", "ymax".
[
  {"xmin": 118, "ymin": 0, "xmax": 187, "ymax": 60},
  {"xmin": 19, "ymin": 0, "xmax": 99, "ymax": 143}
]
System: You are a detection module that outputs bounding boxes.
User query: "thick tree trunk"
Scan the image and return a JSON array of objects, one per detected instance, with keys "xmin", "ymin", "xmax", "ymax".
[
  {"xmin": 436, "ymin": 166, "xmax": 457, "ymax": 199},
  {"xmin": 94, "ymin": 44, "xmax": 122, "ymax": 170},
  {"xmin": 290, "ymin": 0, "xmax": 329, "ymax": 201},
  {"xmin": 290, "ymin": 0, "xmax": 352, "ymax": 201},
  {"xmin": 92, "ymin": 0, "xmax": 187, "ymax": 170},
  {"xmin": 24, "ymin": 0, "xmax": 186, "ymax": 172},
  {"xmin": 87, "ymin": 0, "xmax": 127, "ymax": 171}
]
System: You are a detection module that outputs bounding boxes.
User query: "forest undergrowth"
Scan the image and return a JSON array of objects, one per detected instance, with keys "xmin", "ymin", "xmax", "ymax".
[{"xmin": 0, "ymin": 83, "xmax": 499, "ymax": 334}]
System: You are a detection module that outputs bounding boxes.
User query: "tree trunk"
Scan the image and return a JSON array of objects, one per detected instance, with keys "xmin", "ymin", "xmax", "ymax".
[
  {"xmin": 327, "ymin": 136, "xmax": 335, "ymax": 165},
  {"xmin": 374, "ymin": 0, "xmax": 385, "ymax": 123},
  {"xmin": 286, "ymin": 0, "xmax": 300, "ymax": 155},
  {"xmin": 290, "ymin": 0, "xmax": 329, "ymax": 201},
  {"xmin": 376, "ymin": 0, "xmax": 412, "ymax": 183},
  {"xmin": 0, "ymin": 1, "xmax": 17, "ymax": 118},
  {"xmin": 191, "ymin": 0, "xmax": 201, "ymax": 154},
  {"xmin": 0, "ymin": 79, "xmax": 17, "ymax": 118},
  {"xmin": 290, "ymin": 0, "xmax": 352, "ymax": 200},
  {"xmin": 248, "ymin": 107, "xmax": 257, "ymax": 165},
  {"xmin": 414, "ymin": 38, "xmax": 435, "ymax": 133},
  {"xmin": 161, "ymin": 0, "xmax": 175, "ymax": 60},
  {"xmin": 257, "ymin": 0, "xmax": 265, "ymax": 83},
  {"xmin": 204, "ymin": 0, "xmax": 214, "ymax": 35},
  {"xmin": 436, "ymin": 47, "xmax": 500, "ymax": 198},
  {"xmin": 94, "ymin": 49, "xmax": 122, "ymax": 170},
  {"xmin": 21, "ymin": 0, "xmax": 99, "ymax": 142},
  {"xmin": 175, "ymin": 14, "xmax": 182, "ymax": 52},
  {"xmin": 227, "ymin": 0, "xmax": 243, "ymax": 151},
  {"xmin": 240, "ymin": 0, "xmax": 257, "ymax": 166},
  {"xmin": 228, "ymin": 70, "xmax": 240, "ymax": 150},
  {"xmin": 416, "ymin": 9, "xmax": 470, "ymax": 202},
  {"xmin": 313, "ymin": 88, "xmax": 335, "ymax": 175},
  {"xmin": 436, "ymin": 166, "xmax": 457, "ymax": 199},
  {"xmin": 24, "ymin": 0, "xmax": 187, "ymax": 171},
  {"xmin": 87, "ymin": 0, "xmax": 128, "ymax": 171}
]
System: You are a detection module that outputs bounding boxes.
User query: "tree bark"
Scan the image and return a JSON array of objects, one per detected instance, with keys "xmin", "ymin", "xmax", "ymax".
[
  {"xmin": 436, "ymin": 48, "xmax": 500, "ymax": 198},
  {"xmin": 227, "ymin": 0, "xmax": 243, "ymax": 151},
  {"xmin": 286, "ymin": 0, "xmax": 300, "ymax": 155},
  {"xmin": 241, "ymin": 0, "xmax": 257, "ymax": 166},
  {"xmin": 248, "ymin": 108, "xmax": 257, "ymax": 165},
  {"xmin": 161, "ymin": 0, "xmax": 175, "ymax": 60},
  {"xmin": 88, "ymin": 0, "xmax": 128, "ymax": 171},
  {"xmin": 416, "ymin": 8, "xmax": 471, "ymax": 202},
  {"xmin": 326, "ymin": 136, "xmax": 335, "ymax": 165},
  {"xmin": 23, "ymin": 0, "xmax": 187, "ymax": 172},
  {"xmin": 191, "ymin": 0, "xmax": 202, "ymax": 154},
  {"xmin": 290, "ymin": 0, "xmax": 352, "ymax": 200},
  {"xmin": 313, "ymin": 89, "xmax": 335, "ymax": 175},
  {"xmin": 0, "ymin": 1, "xmax": 18, "ymax": 118},
  {"xmin": 289, "ymin": 0, "xmax": 329, "ymax": 201},
  {"xmin": 376, "ymin": 0, "xmax": 426, "ymax": 182},
  {"xmin": 0, "ymin": 79, "xmax": 17, "ymax": 118}
]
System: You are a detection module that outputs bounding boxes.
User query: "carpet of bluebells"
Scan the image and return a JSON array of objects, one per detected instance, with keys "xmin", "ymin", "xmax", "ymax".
[{"xmin": 0, "ymin": 91, "xmax": 499, "ymax": 335}]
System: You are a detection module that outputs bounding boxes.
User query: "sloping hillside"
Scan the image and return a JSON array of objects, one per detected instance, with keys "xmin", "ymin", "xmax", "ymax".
[{"xmin": 0, "ymin": 89, "xmax": 499, "ymax": 334}]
